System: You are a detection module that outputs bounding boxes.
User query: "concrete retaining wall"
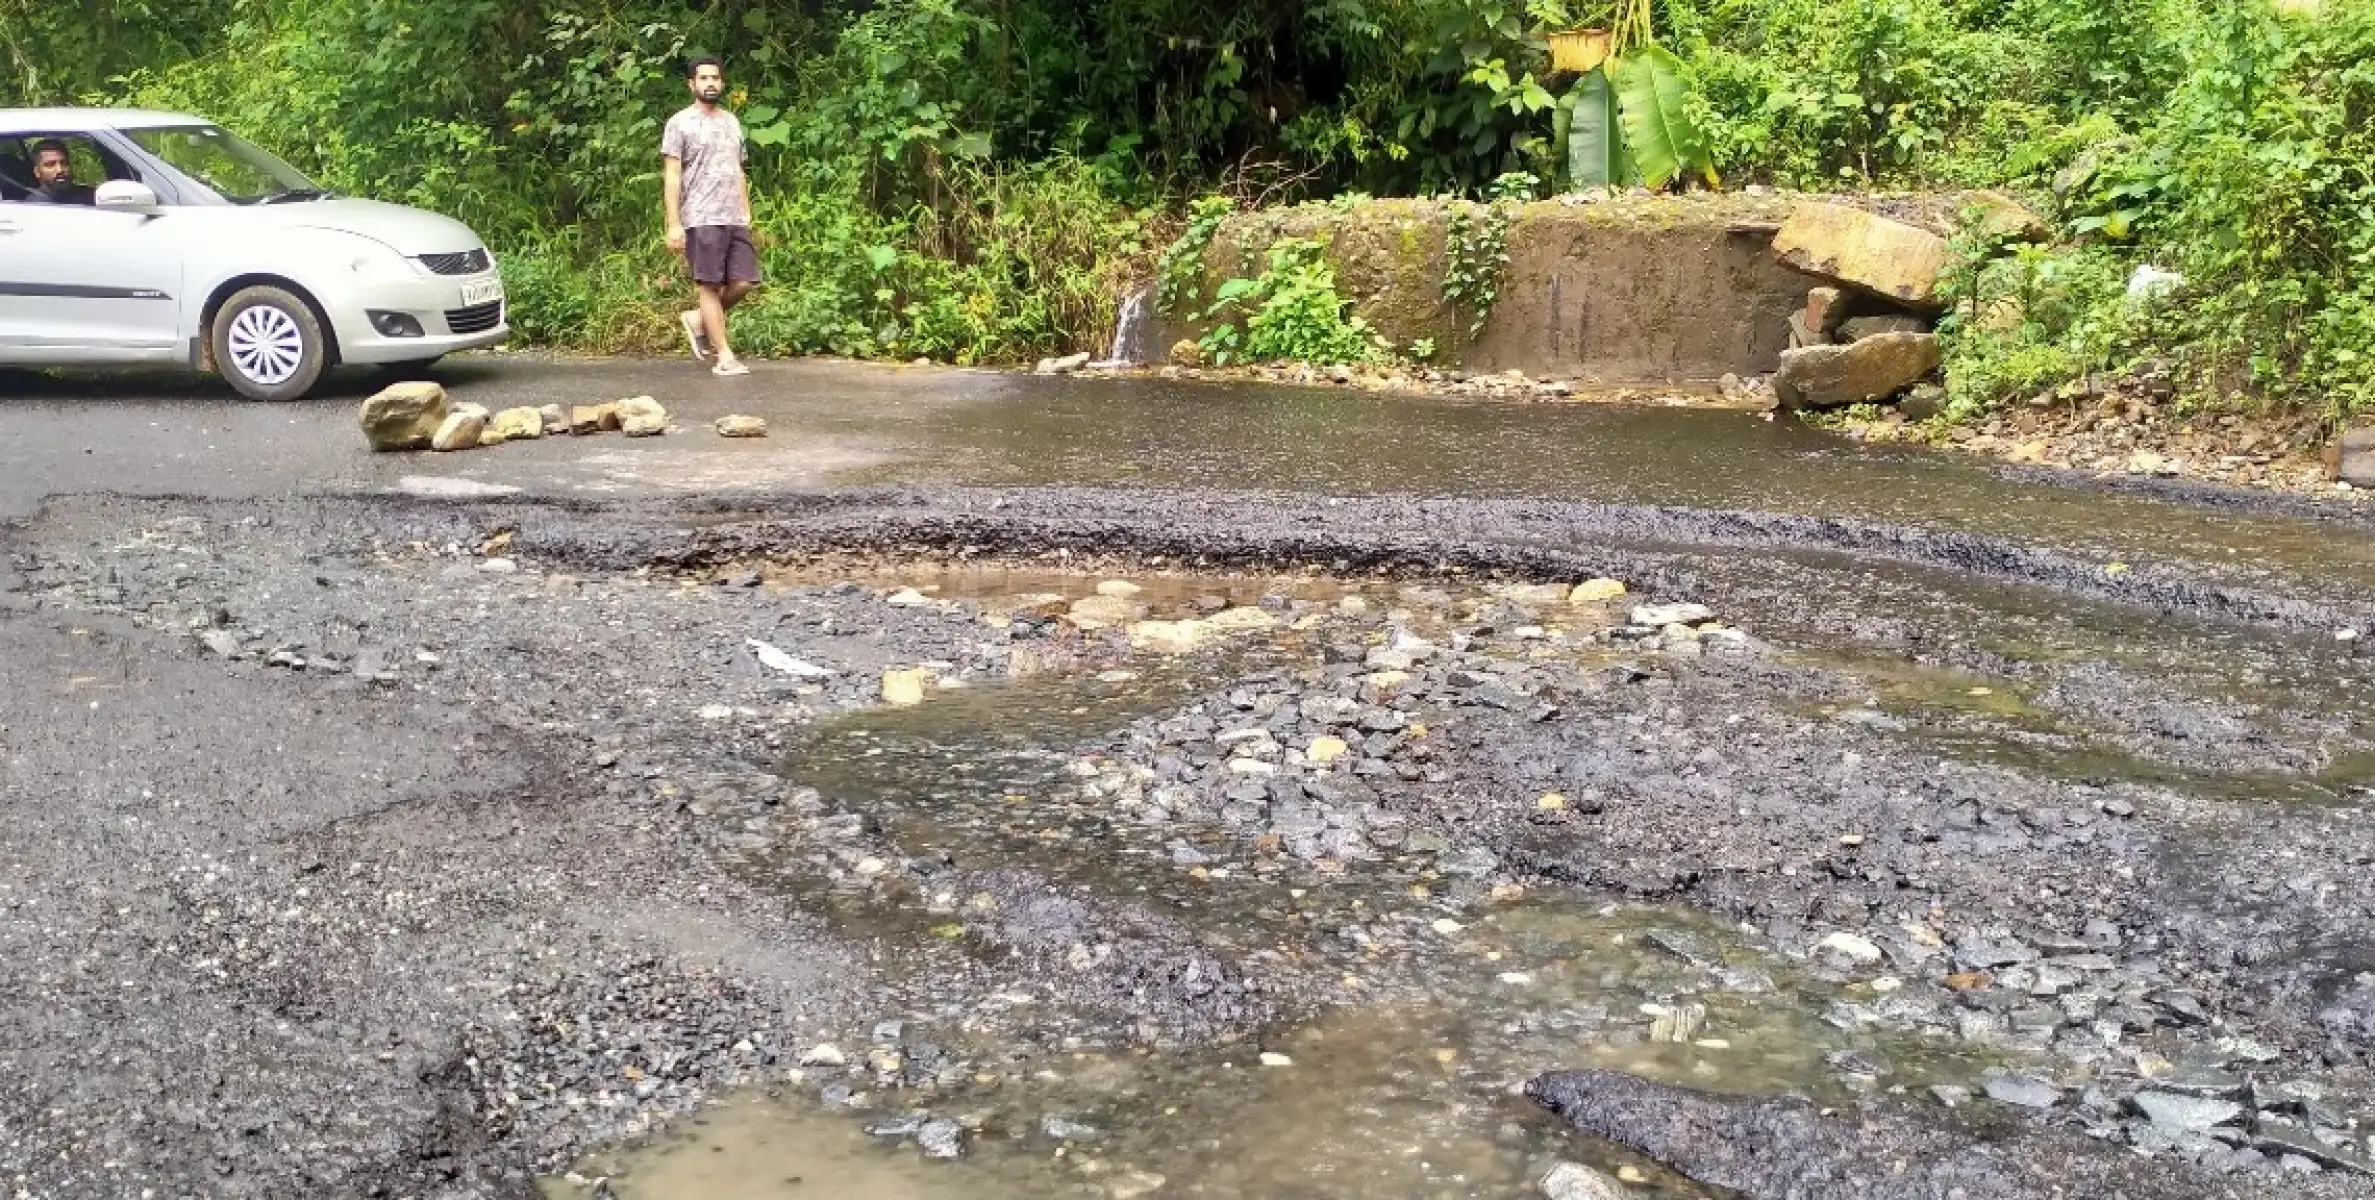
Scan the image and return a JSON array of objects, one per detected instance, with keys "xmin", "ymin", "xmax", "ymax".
[{"xmin": 1177, "ymin": 193, "xmax": 1963, "ymax": 385}]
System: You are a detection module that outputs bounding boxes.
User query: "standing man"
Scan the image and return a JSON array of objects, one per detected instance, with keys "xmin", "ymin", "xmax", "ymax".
[{"xmin": 662, "ymin": 55, "xmax": 757, "ymax": 377}]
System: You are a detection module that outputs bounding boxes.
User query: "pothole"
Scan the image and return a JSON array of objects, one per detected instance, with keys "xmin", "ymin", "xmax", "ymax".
[
  {"xmin": 551, "ymin": 897, "xmax": 2016, "ymax": 1200},
  {"xmin": 16, "ymin": 494, "xmax": 2375, "ymax": 1198},
  {"xmin": 546, "ymin": 571, "xmax": 2051, "ymax": 1200}
]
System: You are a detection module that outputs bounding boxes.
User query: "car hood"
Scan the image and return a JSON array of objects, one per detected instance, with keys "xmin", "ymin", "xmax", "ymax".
[{"xmin": 284, "ymin": 198, "xmax": 487, "ymax": 257}]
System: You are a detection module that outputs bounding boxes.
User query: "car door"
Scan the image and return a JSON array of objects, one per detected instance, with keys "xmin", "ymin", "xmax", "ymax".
[{"xmin": 0, "ymin": 134, "xmax": 187, "ymax": 364}]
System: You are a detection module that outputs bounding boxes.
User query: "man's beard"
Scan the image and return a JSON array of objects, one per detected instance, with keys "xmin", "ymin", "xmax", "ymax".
[{"xmin": 697, "ymin": 85, "xmax": 723, "ymax": 102}]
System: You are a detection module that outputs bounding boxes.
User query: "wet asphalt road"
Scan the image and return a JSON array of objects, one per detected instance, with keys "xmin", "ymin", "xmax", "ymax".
[
  {"xmin": 0, "ymin": 357, "xmax": 1001, "ymax": 518},
  {"xmin": 9, "ymin": 357, "xmax": 2375, "ymax": 1198},
  {"xmin": 7, "ymin": 354, "xmax": 2375, "ymax": 591}
]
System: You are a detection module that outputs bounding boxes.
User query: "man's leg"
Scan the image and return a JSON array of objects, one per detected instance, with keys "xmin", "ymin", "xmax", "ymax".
[
  {"xmin": 680, "ymin": 227, "xmax": 721, "ymax": 362},
  {"xmin": 706, "ymin": 229, "xmax": 760, "ymax": 374},
  {"xmin": 697, "ymin": 283, "xmax": 734, "ymax": 363}
]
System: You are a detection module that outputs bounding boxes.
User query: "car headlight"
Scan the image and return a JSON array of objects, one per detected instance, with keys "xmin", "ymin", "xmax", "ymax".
[{"xmin": 345, "ymin": 243, "xmax": 415, "ymax": 279}]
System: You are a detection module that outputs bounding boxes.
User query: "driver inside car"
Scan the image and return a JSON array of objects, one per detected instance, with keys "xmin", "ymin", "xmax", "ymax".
[{"xmin": 24, "ymin": 140, "xmax": 97, "ymax": 205}]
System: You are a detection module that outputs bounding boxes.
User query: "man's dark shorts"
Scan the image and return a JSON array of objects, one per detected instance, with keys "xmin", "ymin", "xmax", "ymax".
[{"xmin": 685, "ymin": 225, "xmax": 761, "ymax": 286}]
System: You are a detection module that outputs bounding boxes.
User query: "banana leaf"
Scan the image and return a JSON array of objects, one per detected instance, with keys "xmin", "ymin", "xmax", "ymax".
[
  {"xmin": 1608, "ymin": 44, "xmax": 1718, "ymax": 189},
  {"xmin": 1560, "ymin": 67, "xmax": 1623, "ymax": 190}
]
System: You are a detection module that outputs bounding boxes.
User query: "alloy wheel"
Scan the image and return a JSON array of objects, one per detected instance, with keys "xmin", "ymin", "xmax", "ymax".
[{"xmin": 225, "ymin": 305, "xmax": 307, "ymax": 386}]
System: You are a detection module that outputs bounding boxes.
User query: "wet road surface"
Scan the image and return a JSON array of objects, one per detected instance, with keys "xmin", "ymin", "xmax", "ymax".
[
  {"xmin": 8, "ymin": 356, "xmax": 2375, "ymax": 1200},
  {"xmin": 6, "ymin": 357, "xmax": 2373, "ymax": 593}
]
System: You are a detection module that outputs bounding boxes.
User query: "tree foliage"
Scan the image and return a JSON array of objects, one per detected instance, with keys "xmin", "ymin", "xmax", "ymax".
[{"xmin": 4, "ymin": 0, "xmax": 2367, "ymax": 411}]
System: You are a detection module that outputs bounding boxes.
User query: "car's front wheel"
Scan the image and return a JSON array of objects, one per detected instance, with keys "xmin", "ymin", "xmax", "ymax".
[{"xmin": 211, "ymin": 285, "xmax": 328, "ymax": 401}]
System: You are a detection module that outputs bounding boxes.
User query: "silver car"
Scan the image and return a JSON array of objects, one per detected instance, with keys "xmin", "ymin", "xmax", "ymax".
[{"xmin": 0, "ymin": 108, "xmax": 508, "ymax": 400}]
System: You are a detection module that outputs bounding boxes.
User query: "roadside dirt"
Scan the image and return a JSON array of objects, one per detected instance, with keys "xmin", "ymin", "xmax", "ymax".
[{"xmin": 1832, "ymin": 394, "xmax": 2348, "ymax": 499}]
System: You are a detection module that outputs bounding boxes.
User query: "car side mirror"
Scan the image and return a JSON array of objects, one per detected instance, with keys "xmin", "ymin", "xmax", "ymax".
[{"xmin": 95, "ymin": 180, "xmax": 162, "ymax": 213}]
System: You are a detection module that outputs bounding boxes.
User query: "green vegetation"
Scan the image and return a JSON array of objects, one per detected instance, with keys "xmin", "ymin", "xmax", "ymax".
[
  {"xmin": 1196, "ymin": 237, "xmax": 1385, "ymax": 367},
  {"xmin": 5, "ymin": 0, "xmax": 2369, "ymax": 417},
  {"xmin": 1443, "ymin": 172, "xmax": 1533, "ymax": 339},
  {"xmin": 1922, "ymin": 2, "xmax": 2375, "ymax": 420},
  {"xmin": 1159, "ymin": 196, "xmax": 1236, "ymax": 314},
  {"xmin": 1542, "ymin": 0, "xmax": 1719, "ymax": 191}
]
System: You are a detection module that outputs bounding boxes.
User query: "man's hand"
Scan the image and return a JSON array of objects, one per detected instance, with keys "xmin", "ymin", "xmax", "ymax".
[
  {"xmin": 666, "ymin": 224, "xmax": 687, "ymax": 254},
  {"xmin": 752, "ymin": 226, "xmax": 775, "ymax": 250}
]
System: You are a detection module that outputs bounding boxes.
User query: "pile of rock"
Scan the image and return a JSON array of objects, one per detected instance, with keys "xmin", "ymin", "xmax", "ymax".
[
  {"xmin": 358, "ymin": 382, "xmax": 671, "ymax": 452},
  {"xmin": 1050, "ymin": 583, "xmax": 1759, "ymax": 870},
  {"xmin": 1763, "ymin": 197, "xmax": 2042, "ymax": 414}
]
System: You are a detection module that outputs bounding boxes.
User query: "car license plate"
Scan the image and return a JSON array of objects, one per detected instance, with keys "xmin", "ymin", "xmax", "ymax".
[{"xmin": 460, "ymin": 276, "xmax": 503, "ymax": 307}]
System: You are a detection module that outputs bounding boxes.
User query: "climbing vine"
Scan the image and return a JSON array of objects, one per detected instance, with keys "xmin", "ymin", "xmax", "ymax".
[
  {"xmin": 1158, "ymin": 195, "xmax": 1235, "ymax": 313},
  {"xmin": 1441, "ymin": 172, "xmax": 1535, "ymax": 340}
]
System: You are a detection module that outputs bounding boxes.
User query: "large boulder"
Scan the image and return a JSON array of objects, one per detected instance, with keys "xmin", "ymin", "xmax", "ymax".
[
  {"xmin": 569, "ymin": 403, "xmax": 615, "ymax": 435},
  {"xmin": 880, "ymin": 667, "xmax": 935, "ymax": 707},
  {"xmin": 1771, "ymin": 332, "xmax": 1942, "ymax": 410},
  {"xmin": 1773, "ymin": 203, "xmax": 1950, "ymax": 311},
  {"xmin": 1066, "ymin": 594, "xmax": 1138, "ymax": 630},
  {"xmin": 359, "ymin": 381, "xmax": 447, "ymax": 452},
  {"xmin": 1128, "ymin": 619, "xmax": 1211, "ymax": 655},
  {"xmin": 2331, "ymin": 427, "xmax": 2375, "ymax": 488}
]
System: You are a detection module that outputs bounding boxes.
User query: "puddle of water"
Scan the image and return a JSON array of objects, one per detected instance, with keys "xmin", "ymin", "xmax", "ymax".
[
  {"xmin": 1785, "ymin": 650, "xmax": 2047, "ymax": 720},
  {"xmin": 569, "ymin": 581, "xmax": 2028, "ymax": 1200},
  {"xmin": 1902, "ymin": 727, "xmax": 2375, "ymax": 807},
  {"xmin": 836, "ymin": 377, "xmax": 2375, "ymax": 594},
  {"xmin": 547, "ymin": 1104, "xmax": 957, "ymax": 1199},
  {"xmin": 1787, "ymin": 640, "xmax": 2375, "ymax": 807},
  {"xmin": 1596, "ymin": 538, "xmax": 2375, "ymax": 799},
  {"xmin": 555, "ymin": 896, "xmax": 2001, "ymax": 1200},
  {"xmin": 729, "ymin": 653, "xmax": 1283, "ymax": 947},
  {"xmin": 553, "ymin": 551, "xmax": 2375, "ymax": 1200}
]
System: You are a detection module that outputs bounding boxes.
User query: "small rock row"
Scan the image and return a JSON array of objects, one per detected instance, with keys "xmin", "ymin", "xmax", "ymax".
[
  {"xmin": 359, "ymin": 381, "xmax": 773, "ymax": 452},
  {"xmin": 358, "ymin": 380, "xmax": 668, "ymax": 451}
]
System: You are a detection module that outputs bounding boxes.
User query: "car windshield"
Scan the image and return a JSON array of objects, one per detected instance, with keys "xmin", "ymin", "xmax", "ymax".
[{"xmin": 122, "ymin": 124, "xmax": 322, "ymax": 204}]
